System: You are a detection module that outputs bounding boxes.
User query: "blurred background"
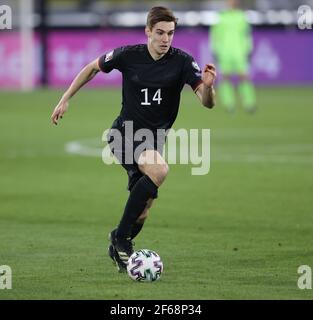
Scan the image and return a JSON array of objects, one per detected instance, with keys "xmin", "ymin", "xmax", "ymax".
[{"xmin": 1, "ymin": 0, "xmax": 313, "ymax": 89}]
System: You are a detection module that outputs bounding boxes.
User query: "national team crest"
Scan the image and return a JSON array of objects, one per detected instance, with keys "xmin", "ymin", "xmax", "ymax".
[
  {"xmin": 105, "ymin": 50, "xmax": 114, "ymax": 62},
  {"xmin": 192, "ymin": 61, "xmax": 201, "ymax": 72}
]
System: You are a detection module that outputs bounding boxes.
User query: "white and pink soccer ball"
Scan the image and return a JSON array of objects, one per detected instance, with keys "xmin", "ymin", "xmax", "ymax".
[{"xmin": 127, "ymin": 249, "xmax": 163, "ymax": 282}]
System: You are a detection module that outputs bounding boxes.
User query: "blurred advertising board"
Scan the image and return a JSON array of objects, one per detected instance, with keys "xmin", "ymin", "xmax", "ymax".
[{"xmin": 0, "ymin": 29, "xmax": 312, "ymax": 88}]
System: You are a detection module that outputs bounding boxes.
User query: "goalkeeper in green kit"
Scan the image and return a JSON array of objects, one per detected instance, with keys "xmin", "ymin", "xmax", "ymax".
[{"xmin": 210, "ymin": 0, "xmax": 256, "ymax": 113}]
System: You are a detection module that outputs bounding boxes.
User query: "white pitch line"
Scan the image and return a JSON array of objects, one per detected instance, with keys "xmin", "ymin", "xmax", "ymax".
[{"xmin": 64, "ymin": 138, "xmax": 313, "ymax": 165}]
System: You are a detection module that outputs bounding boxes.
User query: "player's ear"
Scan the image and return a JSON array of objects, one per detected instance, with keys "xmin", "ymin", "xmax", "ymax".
[{"xmin": 145, "ymin": 26, "xmax": 151, "ymax": 37}]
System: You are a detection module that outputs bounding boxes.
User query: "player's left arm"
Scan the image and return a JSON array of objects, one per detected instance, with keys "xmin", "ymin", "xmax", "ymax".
[{"xmin": 195, "ymin": 64, "xmax": 217, "ymax": 109}]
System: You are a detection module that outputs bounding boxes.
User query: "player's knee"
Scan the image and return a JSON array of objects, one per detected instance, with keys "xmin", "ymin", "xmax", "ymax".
[
  {"xmin": 159, "ymin": 163, "xmax": 169, "ymax": 179},
  {"xmin": 153, "ymin": 163, "xmax": 169, "ymax": 186},
  {"xmin": 140, "ymin": 163, "xmax": 169, "ymax": 186},
  {"xmin": 139, "ymin": 150, "xmax": 169, "ymax": 186}
]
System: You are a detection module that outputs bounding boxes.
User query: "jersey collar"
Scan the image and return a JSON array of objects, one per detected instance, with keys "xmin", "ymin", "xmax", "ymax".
[{"xmin": 144, "ymin": 44, "xmax": 172, "ymax": 62}]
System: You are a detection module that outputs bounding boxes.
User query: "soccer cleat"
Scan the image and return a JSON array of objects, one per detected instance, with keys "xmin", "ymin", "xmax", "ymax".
[
  {"xmin": 114, "ymin": 237, "xmax": 134, "ymax": 264},
  {"xmin": 108, "ymin": 244, "xmax": 115, "ymax": 264},
  {"xmin": 108, "ymin": 230, "xmax": 135, "ymax": 273},
  {"xmin": 108, "ymin": 243, "xmax": 127, "ymax": 273}
]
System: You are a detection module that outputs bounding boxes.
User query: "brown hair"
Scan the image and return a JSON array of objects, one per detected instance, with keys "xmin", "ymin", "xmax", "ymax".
[{"xmin": 146, "ymin": 6, "xmax": 178, "ymax": 30}]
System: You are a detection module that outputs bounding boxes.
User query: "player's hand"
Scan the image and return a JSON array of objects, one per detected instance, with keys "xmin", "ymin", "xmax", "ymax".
[
  {"xmin": 51, "ymin": 99, "xmax": 69, "ymax": 125},
  {"xmin": 202, "ymin": 64, "xmax": 217, "ymax": 87}
]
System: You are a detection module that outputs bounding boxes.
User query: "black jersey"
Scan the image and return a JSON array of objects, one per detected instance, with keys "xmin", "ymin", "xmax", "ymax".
[{"xmin": 98, "ymin": 44, "xmax": 203, "ymax": 132}]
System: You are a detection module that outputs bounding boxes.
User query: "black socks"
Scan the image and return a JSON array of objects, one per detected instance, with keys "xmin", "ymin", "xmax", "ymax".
[
  {"xmin": 130, "ymin": 222, "xmax": 144, "ymax": 240},
  {"xmin": 115, "ymin": 175, "xmax": 158, "ymax": 240}
]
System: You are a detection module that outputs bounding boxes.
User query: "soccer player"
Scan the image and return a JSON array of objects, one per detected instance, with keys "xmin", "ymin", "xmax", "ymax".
[
  {"xmin": 210, "ymin": 0, "xmax": 256, "ymax": 113},
  {"xmin": 51, "ymin": 6, "xmax": 217, "ymax": 273}
]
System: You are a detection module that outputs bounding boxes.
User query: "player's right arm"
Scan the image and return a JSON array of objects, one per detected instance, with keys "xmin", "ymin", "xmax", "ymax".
[{"xmin": 51, "ymin": 58, "xmax": 100, "ymax": 125}]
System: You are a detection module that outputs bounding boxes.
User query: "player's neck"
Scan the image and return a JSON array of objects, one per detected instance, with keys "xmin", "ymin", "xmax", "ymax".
[{"xmin": 147, "ymin": 43, "xmax": 165, "ymax": 61}]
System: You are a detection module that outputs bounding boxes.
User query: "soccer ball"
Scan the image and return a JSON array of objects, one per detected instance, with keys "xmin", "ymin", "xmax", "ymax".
[{"xmin": 127, "ymin": 249, "xmax": 163, "ymax": 282}]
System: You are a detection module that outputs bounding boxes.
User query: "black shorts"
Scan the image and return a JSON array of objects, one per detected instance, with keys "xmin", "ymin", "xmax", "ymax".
[{"xmin": 107, "ymin": 116, "xmax": 165, "ymax": 198}]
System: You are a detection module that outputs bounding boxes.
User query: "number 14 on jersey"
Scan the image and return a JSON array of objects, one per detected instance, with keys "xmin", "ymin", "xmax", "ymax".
[{"xmin": 141, "ymin": 88, "xmax": 162, "ymax": 106}]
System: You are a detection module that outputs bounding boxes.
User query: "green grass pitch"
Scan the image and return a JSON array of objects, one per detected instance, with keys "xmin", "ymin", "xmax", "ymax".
[{"xmin": 0, "ymin": 86, "xmax": 313, "ymax": 299}]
